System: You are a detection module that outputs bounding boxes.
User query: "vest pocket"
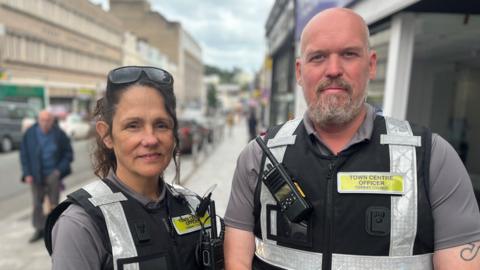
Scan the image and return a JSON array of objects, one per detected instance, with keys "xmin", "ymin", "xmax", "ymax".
[
  {"xmin": 117, "ymin": 252, "xmax": 172, "ymax": 270},
  {"xmin": 266, "ymin": 204, "xmax": 313, "ymax": 248}
]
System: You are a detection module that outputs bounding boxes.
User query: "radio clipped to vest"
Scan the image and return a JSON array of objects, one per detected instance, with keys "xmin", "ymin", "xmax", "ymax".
[
  {"xmin": 195, "ymin": 189, "xmax": 225, "ymax": 270},
  {"xmin": 256, "ymin": 136, "xmax": 312, "ymax": 223}
]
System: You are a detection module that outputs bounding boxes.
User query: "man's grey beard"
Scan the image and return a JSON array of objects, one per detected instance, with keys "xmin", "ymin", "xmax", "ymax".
[{"xmin": 307, "ymin": 80, "xmax": 367, "ymax": 128}]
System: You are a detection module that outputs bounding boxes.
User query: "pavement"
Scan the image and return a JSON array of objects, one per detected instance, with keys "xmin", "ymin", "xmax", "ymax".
[{"xmin": 0, "ymin": 119, "xmax": 249, "ymax": 270}]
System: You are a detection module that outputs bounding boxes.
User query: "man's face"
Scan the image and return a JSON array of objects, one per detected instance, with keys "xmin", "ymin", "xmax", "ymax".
[
  {"xmin": 296, "ymin": 10, "xmax": 377, "ymax": 127},
  {"xmin": 38, "ymin": 112, "xmax": 54, "ymax": 133}
]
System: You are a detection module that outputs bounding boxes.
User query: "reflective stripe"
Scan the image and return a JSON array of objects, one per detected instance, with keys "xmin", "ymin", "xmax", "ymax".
[
  {"xmin": 256, "ymin": 238, "xmax": 432, "ymax": 270},
  {"xmin": 331, "ymin": 253, "xmax": 433, "ymax": 270},
  {"xmin": 259, "ymin": 181, "xmax": 276, "ymax": 244},
  {"xmin": 89, "ymin": 192, "xmax": 127, "ymax": 206},
  {"xmin": 83, "ymin": 181, "xmax": 139, "ymax": 270},
  {"xmin": 380, "ymin": 134, "xmax": 421, "ymax": 147},
  {"xmin": 259, "ymin": 118, "xmax": 302, "ymax": 244},
  {"xmin": 267, "ymin": 135, "xmax": 297, "ymax": 148},
  {"xmin": 268, "ymin": 118, "xmax": 302, "ymax": 166},
  {"xmin": 384, "ymin": 117, "xmax": 418, "ymax": 256},
  {"xmin": 255, "ymin": 237, "xmax": 323, "ymax": 270}
]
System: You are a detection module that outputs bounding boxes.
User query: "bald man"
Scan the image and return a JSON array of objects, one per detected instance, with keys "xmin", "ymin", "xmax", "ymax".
[
  {"xmin": 223, "ymin": 8, "xmax": 480, "ymax": 270},
  {"xmin": 20, "ymin": 110, "xmax": 73, "ymax": 243}
]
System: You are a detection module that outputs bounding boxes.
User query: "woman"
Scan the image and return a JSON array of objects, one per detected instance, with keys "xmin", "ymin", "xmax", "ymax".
[{"xmin": 44, "ymin": 66, "xmax": 207, "ymax": 270}]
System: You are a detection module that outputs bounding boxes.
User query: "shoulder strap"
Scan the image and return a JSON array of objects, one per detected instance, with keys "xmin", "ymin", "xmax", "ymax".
[
  {"xmin": 44, "ymin": 200, "xmax": 74, "ymax": 255},
  {"xmin": 253, "ymin": 120, "xmax": 299, "ymax": 237},
  {"xmin": 381, "ymin": 117, "xmax": 419, "ymax": 256},
  {"xmin": 253, "ymin": 125, "xmax": 282, "ymax": 237},
  {"xmin": 422, "ymin": 128, "xmax": 432, "ymax": 207},
  {"xmin": 168, "ymin": 184, "xmax": 202, "ymax": 214}
]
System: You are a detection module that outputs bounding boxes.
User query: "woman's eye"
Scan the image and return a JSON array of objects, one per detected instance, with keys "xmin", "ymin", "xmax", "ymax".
[
  {"xmin": 125, "ymin": 122, "xmax": 139, "ymax": 129},
  {"xmin": 156, "ymin": 121, "xmax": 171, "ymax": 129}
]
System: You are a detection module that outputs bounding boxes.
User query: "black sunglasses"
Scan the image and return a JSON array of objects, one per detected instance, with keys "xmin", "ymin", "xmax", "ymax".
[{"xmin": 107, "ymin": 66, "xmax": 173, "ymax": 86}]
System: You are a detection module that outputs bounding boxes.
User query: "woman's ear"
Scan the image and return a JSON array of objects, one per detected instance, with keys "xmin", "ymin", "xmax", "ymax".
[{"xmin": 96, "ymin": 121, "xmax": 113, "ymax": 149}]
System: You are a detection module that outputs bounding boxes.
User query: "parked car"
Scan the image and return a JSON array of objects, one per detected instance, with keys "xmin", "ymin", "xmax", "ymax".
[
  {"xmin": 0, "ymin": 102, "xmax": 37, "ymax": 152},
  {"xmin": 59, "ymin": 113, "xmax": 91, "ymax": 140}
]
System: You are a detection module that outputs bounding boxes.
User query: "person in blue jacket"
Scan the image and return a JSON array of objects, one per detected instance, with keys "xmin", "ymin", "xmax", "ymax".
[{"xmin": 20, "ymin": 110, "xmax": 73, "ymax": 243}]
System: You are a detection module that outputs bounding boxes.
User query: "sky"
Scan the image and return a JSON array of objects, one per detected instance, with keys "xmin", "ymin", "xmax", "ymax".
[{"xmin": 90, "ymin": 0, "xmax": 275, "ymax": 73}]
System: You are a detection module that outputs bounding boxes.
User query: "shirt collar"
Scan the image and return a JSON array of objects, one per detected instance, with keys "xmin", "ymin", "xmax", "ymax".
[
  {"xmin": 302, "ymin": 103, "xmax": 377, "ymax": 153},
  {"xmin": 106, "ymin": 169, "xmax": 166, "ymax": 209}
]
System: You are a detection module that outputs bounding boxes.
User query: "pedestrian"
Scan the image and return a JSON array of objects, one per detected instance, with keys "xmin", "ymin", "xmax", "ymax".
[
  {"xmin": 226, "ymin": 111, "xmax": 235, "ymax": 137},
  {"xmin": 44, "ymin": 66, "xmax": 216, "ymax": 269},
  {"xmin": 20, "ymin": 110, "xmax": 74, "ymax": 243},
  {"xmin": 247, "ymin": 108, "xmax": 258, "ymax": 141},
  {"xmin": 223, "ymin": 8, "xmax": 480, "ymax": 270}
]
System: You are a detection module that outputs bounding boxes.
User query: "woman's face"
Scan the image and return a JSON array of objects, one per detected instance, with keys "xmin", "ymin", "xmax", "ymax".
[{"xmin": 100, "ymin": 85, "xmax": 175, "ymax": 183}]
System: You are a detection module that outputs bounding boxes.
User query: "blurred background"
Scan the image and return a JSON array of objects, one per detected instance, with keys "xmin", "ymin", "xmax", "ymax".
[{"xmin": 0, "ymin": 0, "xmax": 480, "ymax": 268}]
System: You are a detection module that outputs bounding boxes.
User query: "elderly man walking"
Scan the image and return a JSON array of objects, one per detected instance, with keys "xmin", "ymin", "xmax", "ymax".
[{"xmin": 20, "ymin": 110, "xmax": 73, "ymax": 243}]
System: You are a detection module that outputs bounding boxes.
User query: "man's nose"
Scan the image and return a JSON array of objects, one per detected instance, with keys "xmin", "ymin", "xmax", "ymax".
[{"xmin": 325, "ymin": 55, "xmax": 343, "ymax": 78}]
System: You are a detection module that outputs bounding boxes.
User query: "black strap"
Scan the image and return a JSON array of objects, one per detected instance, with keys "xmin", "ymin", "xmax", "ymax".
[
  {"xmin": 44, "ymin": 201, "xmax": 74, "ymax": 255},
  {"xmin": 44, "ymin": 186, "xmax": 112, "ymax": 257},
  {"xmin": 423, "ymin": 128, "xmax": 432, "ymax": 208}
]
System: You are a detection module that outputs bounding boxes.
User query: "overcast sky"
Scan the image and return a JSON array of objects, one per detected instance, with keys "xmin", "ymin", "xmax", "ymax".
[{"xmin": 90, "ymin": 0, "xmax": 275, "ymax": 73}]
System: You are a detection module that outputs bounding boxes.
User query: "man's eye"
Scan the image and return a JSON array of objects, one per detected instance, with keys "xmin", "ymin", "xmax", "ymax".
[
  {"xmin": 343, "ymin": 51, "xmax": 358, "ymax": 58},
  {"xmin": 309, "ymin": 54, "xmax": 325, "ymax": 62}
]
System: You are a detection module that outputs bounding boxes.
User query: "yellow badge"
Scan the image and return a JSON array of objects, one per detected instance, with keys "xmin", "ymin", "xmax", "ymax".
[
  {"xmin": 171, "ymin": 213, "xmax": 211, "ymax": 235},
  {"xmin": 337, "ymin": 172, "xmax": 405, "ymax": 195}
]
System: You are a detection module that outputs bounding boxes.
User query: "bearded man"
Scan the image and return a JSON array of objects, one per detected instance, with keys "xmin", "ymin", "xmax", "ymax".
[{"xmin": 223, "ymin": 7, "xmax": 480, "ymax": 270}]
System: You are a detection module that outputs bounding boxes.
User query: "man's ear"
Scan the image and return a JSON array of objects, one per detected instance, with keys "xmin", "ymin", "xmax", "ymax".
[
  {"xmin": 295, "ymin": 58, "xmax": 304, "ymax": 87},
  {"xmin": 96, "ymin": 121, "xmax": 113, "ymax": 149}
]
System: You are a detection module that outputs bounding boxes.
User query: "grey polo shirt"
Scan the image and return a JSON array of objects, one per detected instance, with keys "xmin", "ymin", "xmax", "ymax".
[
  {"xmin": 51, "ymin": 171, "xmax": 166, "ymax": 270},
  {"xmin": 224, "ymin": 104, "xmax": 480, "ymax": 251}
]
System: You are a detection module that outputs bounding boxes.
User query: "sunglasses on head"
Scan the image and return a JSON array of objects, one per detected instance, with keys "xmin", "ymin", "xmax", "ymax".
[{"xmin": 107, "ymin": 66, "xmax": 174, "ymax": 86}]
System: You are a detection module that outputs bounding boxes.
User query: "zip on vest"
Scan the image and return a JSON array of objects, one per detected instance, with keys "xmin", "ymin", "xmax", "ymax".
[{"xmin": 322, "ymin": 159, "xmax": 338, "ymax": 270}]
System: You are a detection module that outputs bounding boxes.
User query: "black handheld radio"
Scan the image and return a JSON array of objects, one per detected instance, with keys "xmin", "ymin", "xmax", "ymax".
[
  {"xmin": 255, "ymin": 136, "xmax": 312, "ymax": 223},
  {"xmin": 196, "ymin": 193, "xmax": 224, "ymax": 270}
]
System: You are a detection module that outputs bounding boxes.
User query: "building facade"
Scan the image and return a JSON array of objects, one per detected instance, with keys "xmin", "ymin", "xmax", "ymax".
[
  {"xmin": 109, "ymin": 0, "xmax": 204, "ymax": 110},
  {"xmin": 265, "ymin": 0, "xmax": 296, "ymax": 125},
  {"xmin": 0, "ymin": 0, "xmax": 124, "ymax": 113}
]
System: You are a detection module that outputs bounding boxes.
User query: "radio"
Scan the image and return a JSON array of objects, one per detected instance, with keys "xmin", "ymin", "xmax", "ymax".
[
  {"xmin": 196, "ymin": 191, "xmax": 224, "ymax": 270},
  {"xmin": 256, "ymin": 136, "xmax": 312, "ymax": 223}
]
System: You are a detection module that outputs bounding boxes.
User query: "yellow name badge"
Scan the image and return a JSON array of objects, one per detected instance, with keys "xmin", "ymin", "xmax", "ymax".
[
  {"xmin": 337, "ymin": 172, "xmax": 405, "ymax": 195},
  {"xmin": 171, "ymin": 213, "xmax": 211, "ymax": 235}
]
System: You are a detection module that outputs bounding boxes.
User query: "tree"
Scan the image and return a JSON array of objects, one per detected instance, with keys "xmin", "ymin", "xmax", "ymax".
[
  {"xmin": 204, "ymin": 64, "xmax": 242, "ymax": 84},
  {"xmin": 206, "ymin": 83, "xmax": 218, "ymax": 115}
]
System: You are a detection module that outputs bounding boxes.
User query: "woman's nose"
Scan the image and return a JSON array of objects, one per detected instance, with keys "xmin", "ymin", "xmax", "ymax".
[{"xmin": 141, "ymin": 129, "xmax": 159, "ymax": 147}]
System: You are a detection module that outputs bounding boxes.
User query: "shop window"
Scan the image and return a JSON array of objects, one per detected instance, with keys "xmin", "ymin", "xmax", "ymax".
[{"xmin": 366, "ymin": 28, "xmax": 390, "ymax": 111}]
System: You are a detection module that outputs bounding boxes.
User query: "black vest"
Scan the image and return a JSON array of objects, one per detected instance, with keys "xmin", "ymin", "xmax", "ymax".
[
  {"xmin": 253, "ymin": 116, "xmax": 434, "ymax": 270},
  {"xmin": 45, "ymin": 180, "xmax": 203, "ymax": 270}
]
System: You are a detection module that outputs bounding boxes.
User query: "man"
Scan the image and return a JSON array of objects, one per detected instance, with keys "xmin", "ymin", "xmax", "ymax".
[
  {"xmin": 224, "ymin": 8, "xmax": 480, "ymax": 270},
  {"xmin": 248, "ymin": 107, "xmax": 258, "ymax": 141},
  {"xmin": 20, "ymin": 110, "xmax": 73, "ymax": 243}
]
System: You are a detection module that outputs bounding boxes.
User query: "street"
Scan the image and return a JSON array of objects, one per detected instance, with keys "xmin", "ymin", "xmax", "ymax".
[{"xmin": 0, "ymin": 119, "xmax": 248, "ymax": 269}]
